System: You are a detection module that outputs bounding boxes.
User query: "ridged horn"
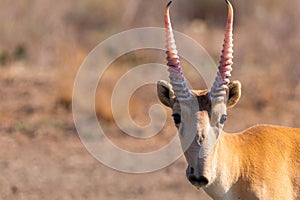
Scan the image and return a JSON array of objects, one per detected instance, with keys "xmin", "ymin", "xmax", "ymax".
[
  {"xmin": 210, "ymin": 0, "xmax": 234, "ymax": 103},
  {"xmin": 164, "ymin": 1, "xmax": 192, "ymax": 101}
]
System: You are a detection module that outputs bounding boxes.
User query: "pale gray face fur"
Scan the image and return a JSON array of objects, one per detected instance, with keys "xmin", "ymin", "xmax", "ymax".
[{"xmin": 157, "ymin": 80, "xmax": 241, "ymax": 188}]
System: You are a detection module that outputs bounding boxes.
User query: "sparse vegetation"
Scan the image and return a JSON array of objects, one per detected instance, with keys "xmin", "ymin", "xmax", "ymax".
[{"xmin": 0, "ymin": 0, "xmax": 299, "ymax": 199}]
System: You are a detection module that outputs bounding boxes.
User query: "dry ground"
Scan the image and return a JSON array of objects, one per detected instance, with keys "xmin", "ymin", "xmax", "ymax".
[
  {"xmin": 0, "ymin": 0, "xmax": 299, "ymax": 199},
  {"xmin": 0, "ymin": 64, "xmax": 212, "ymax": 200},
  {"xmin": 1, "ymin": 58, "xmax": 299, "ymax": 200}
]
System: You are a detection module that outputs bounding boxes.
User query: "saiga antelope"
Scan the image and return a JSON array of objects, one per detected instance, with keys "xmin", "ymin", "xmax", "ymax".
[{"xmin": 157, "ymin": 1, "xmax": 300, "ymax": 199}]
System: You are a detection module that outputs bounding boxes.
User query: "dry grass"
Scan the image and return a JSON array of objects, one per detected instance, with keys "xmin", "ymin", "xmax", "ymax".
[{"xmin": 0, "ymin": 0, "xmax": 299, "ymax": 199}]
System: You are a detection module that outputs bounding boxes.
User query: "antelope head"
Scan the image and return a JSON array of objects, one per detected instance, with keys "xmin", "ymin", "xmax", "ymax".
[{"xmin": 157, "ymin": 0, "xmax": 241, "ymax": 188}]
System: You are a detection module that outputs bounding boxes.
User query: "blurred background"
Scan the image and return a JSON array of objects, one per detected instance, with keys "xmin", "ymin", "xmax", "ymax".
[{"xmin": 0, "ymin": 0, "xmax": 299, "ymax": 199}]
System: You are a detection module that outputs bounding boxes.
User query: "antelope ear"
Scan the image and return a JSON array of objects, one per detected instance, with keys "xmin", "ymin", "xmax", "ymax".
[
  {"xmin": 157, "ymin": 80, "xmax": 176, "ymax": 108},
  {"xmin": 227, "ymin": 80, "xmax": 241, "ymax": 108}
]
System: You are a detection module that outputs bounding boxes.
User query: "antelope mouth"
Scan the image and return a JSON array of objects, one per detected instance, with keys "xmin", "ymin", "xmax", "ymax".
[{"xmin": 187, "ymin": 174, "xmax": 209, "ymax": 188}]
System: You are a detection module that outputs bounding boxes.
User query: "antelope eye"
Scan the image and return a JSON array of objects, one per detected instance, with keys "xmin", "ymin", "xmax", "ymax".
[
  {"xmin": 172, "ymin": 113, "xmax": 181, "ymax": 124},
  {"xmin": 220, "ymin": 114, "xmax": 227, "ymax": 124}
]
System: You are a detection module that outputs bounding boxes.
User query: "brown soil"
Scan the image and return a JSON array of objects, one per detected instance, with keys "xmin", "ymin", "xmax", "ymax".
[{"xmin": 0, "ymin": 64, "xmax": 211, "ymax": 200}]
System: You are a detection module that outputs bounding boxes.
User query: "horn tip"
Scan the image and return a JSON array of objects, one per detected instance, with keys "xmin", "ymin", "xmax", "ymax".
[
  {"xmin": 167, "ymin": 1, "xmax": 172, "ymax": 8},
  {"xmin": 225, "ymin": 0, "xmax": 233, "ymax": 9}
]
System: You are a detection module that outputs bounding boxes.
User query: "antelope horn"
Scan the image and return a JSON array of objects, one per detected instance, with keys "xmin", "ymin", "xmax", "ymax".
[
  {"xmin": 210, "ymin": 0, "xmax": 234, "ymax": 103},
  {"xmin": 165, "ymin": 1, "xmax": 192, "ymax": 101}
]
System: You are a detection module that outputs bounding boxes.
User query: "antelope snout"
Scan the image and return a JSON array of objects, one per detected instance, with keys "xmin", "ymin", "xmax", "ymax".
[{"xmin": 186, "ymin": 166, "xmax": 209, "ymax": 188}]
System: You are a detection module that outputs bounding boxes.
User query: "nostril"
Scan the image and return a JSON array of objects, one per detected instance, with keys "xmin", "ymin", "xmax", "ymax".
[
  {"xmin": 186, "ymin": 166, "xmax": 194, "ymax": 176},
  {"xmin": 189, "ymin": 167, "xmax": 194, "ymax": 174}
]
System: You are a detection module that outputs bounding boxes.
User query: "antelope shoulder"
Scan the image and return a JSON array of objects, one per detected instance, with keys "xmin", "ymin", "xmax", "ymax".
[{"xmin": 225, "ymin": 125, "xmax": 300, "ymax": 199}]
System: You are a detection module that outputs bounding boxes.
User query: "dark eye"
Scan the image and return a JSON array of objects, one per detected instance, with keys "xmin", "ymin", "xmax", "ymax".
[
  {"xmin": 220, "ymin": 114, "xmax": 227, "ymax": 124},
  {"xmin": 172, "ymin": 113, "xmax": 181, "ymax": 124}
]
